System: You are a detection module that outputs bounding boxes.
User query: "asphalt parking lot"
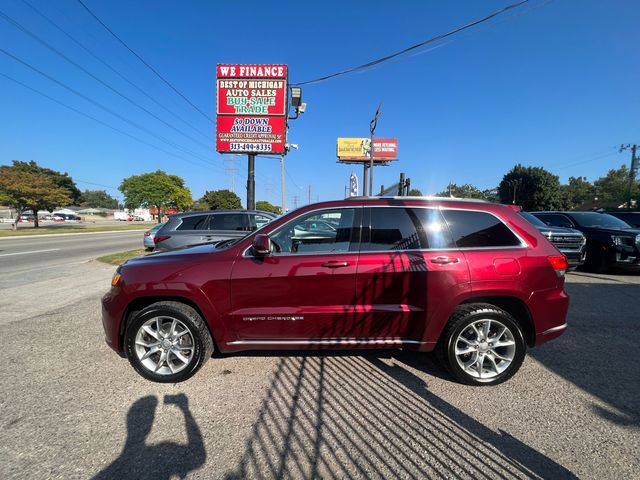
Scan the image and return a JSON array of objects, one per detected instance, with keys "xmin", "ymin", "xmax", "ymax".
[{"xmin": 0, "ymin": 262, "xmax": 638, "ymax": 479}]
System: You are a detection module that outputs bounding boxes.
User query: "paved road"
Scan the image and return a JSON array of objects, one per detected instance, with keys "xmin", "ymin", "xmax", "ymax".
[
  {"xmin": 0, "ymin": 231, "xmax": 142, "ymax": 288},
  {"xmin": 0, "ymin": 262, "xmax": 638, "ymax": 479}
]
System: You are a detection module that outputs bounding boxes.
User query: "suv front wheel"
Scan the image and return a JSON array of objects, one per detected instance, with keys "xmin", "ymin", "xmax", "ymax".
[
  {"xmin": 124, "ymin": 301, "xmax": 214, "ymax": 383},
  {"xmin": 438, "ymin": 303, "xmax": 526, "ymax": 386}
]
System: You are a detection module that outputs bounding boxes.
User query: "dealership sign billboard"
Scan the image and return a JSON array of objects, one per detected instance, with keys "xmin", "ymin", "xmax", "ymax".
[
  {"xmin": 216, "ymin": 64, "xmax": 287, "ymax": 154},
  {"xmin": 336, "ymin": 138, "xmax": 398, "ymax": 161}
]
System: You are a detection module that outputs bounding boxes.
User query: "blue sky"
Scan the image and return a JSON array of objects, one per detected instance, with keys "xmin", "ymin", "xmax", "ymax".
[{"xmin": 1, "ymin": 0, "xmax": 638, "ymax": 207}]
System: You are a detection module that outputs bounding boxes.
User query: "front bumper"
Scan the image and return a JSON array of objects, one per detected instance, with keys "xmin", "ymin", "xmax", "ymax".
[
  {"xmin": 101, "ymin": 288, "xmax": 127, "ymax": 353},
  {"xmin": 563, "ymin": 248, "xmax": 586, "ymax": 269}
]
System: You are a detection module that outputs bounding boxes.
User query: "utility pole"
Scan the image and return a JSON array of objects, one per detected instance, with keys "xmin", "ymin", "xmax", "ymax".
[
  {"xmin": 266, "ymin": 176, "xmax": 273, "ymax": 203},
  {"xmin": 280, "ymin": 154, "xmax": 286, "ymax": 213},
  {"xmin": 620, "ymin": 144, "xmax": 638, "ymax": 210},
  {"xmin": 247, "ymin": 154, "xmax": 255, "ymax": 210},
  {"xmin": 293, "ymin": 195, "xmax": 299, "ymax": 209},
  {"xmin": 362, "ymin": 164, "xmax": 368, "ymax": 196},
  {"xmin": 368, "ymin": 102, "xmax": 383, "ymax": 196},
  {"xmin": 308, "ymin": 184, "xmax": 311, "ymax": 205},
  {"xmin": 224, "ymin": 157, "xmax": 236, "ymax": 193}
]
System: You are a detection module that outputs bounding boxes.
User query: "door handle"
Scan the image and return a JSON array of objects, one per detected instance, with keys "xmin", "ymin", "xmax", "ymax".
[
  {"xmin": 430, "ymin": 256, "xmax": 460, "ymax": 265},
  {"xmin": 321, "ymin": 261, "xmax": 350, "ymax": 268}
]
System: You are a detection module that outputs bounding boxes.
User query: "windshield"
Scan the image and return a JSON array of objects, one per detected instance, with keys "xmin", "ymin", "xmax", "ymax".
[
  {"xmin": 570, "ymin": 212, "xmax": 632, "ymax": 229},
  {"xmin": 519, "ymin": 212, "xmax": 547, "ymax": 228}
]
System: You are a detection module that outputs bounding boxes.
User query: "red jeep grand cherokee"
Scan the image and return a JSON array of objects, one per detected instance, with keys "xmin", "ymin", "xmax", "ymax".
[{"xmin": 102, "ymin": 197, "xmax": 569, "ymax": 386}]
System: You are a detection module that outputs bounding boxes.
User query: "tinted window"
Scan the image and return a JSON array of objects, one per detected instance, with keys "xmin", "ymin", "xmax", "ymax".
[
  {"xmin": 364, "ymin": 208, "xmax": 455, "ymax": 251},
  {"xmin": 270, "ymin": 208, "xmax": 356, "ymax": 254},
  {"xmin": 442, "ymin": 210, "xmax": 521, "ymax": 248},
  {"xmin": 519, "ymin": 211, "xmax": 547, "ymax": 227},
  {"xmin": 569, "ymin": 212, "xmax": 631, "ymax": 229},
  {"xmin": 535, "ymin": 213, "xmax": 573, "ymax": 229},
  {"xmin": 209, "ymin": 213, "xmax": 246, "ymax": 231},
  {"xmin": 176, "ymin": 215, "xmax": 208, "ymax": 230}
]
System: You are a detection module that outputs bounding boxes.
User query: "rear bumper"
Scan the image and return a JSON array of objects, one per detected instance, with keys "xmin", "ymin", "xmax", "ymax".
[{"xmin": 528, "ymin": 287, "xmax": 570, "ymax": 346}]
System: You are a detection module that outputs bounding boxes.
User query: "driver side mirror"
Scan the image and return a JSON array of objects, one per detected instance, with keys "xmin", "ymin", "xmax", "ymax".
[{"xmin": 252, "ymin": 234, "xmax": 271, "ymax": 256}]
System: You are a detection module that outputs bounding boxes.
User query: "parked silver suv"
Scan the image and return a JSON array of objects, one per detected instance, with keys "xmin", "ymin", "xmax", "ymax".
[{"xmin": 153, "ymin": 210, "xmax": 277, "ymax": 251}]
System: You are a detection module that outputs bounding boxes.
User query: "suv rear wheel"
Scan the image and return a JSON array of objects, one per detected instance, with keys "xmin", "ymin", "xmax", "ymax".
[
  {"xmin": 438, "ymin": 303, "xmax": 526, "ymax": 386},
  {"xmin": 124, "ymin": 301, "xmax": 214, "ymax": 383}
]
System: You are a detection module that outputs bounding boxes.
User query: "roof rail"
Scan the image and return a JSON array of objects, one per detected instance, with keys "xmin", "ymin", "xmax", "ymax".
[{"xmin": 347, "ymin": 196, "xmax": 489, "ymax": 203}]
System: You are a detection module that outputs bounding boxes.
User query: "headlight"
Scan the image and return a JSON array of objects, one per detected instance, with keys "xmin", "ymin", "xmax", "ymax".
[
  {"xmin": 612, "ymin": 235, "xmax": 632, "ymax": 247},
  {"xmin": 111, "ymin": 267, "xmax": 122, "ymax": 287}
]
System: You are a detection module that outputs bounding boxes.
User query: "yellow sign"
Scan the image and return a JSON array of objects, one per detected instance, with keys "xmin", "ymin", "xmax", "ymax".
[{"xmin": 337, "ymin": 138, "xmax": 371, "ymax": 159}]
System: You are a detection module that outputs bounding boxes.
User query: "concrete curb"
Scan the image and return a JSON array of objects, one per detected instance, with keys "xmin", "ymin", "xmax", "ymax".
[{"xmin": 0, "ymin": 229, "xmax": 147, "ymax": 240}]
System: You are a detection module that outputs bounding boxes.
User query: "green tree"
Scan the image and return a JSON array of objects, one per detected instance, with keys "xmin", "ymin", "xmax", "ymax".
[
  {"xmin": 482, "ymin": 187, "xmax": 500, "ymax": 203},
  {"xmin": 80, "ymin": 190, "xmax": 119, "ymax": 209},
  {"xmin": 562, "ymin": 176, "xmax": 596, "ymax": 209},
  {"xmin": 119, "ymin": 170, "xmax": 192, "ymax": 223},
  {"xmin": 0, "ymin": 162, "xmax": 73, "ymax": 228},
  {"xmin": 9, "ymin": 160, "xmax": 81, "ymax": 204},
  {"xmin": 435, "ymin": 183, "xmax": 486, "ymax": 199},
  {"xmin": 498, "ymin": 164, "xmax": 567, "ymax": 211},
  {"xmin": 200, "ymin": 189, "xmax": 242, "ymax": 210},
  {"xmin": 255, "ymin": 200, "xmax": 281, "ymax": 214},
  {"xmin": 593, "ymin": 165, "xmax": 639, "ymax": 206},
  {"xmin": 407, "ymin": 188, "xmax": 423, "ymax": 196}
]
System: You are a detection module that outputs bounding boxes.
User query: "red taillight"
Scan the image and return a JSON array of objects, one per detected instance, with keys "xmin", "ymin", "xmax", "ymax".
[
  {"xmin": 547, "ymin": 255, "xmax": 568, "ymax": 276},
  {"xmin": 154, "ymin": 235, "xmax": 170, "ymax": 244},
  {"xmin": 144, "ymin": 231, "xmax": 151, "ymax": 237}
]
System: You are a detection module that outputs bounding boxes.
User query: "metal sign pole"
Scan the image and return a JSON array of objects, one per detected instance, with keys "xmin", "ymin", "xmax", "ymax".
[{"xmin": 247, "ymin": 153, "xmax": 255, "ymax": 210}]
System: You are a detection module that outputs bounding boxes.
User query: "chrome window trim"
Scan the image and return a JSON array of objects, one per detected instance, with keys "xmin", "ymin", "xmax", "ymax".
[{"xmin": 241, "ymin": 203, "xmax": 528, "ymax": 258}]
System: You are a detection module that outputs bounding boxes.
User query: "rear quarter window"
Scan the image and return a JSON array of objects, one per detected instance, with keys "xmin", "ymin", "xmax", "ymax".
[
  {"xmin": 442, "ymin": 210, "xmax": 521, "ymax": 248},
  {"xmin": 176, "ymin": 215, "xmax": 209, "ymax": 230},
  {"xmin": 209, "ymin": 213, "xmax": 246, "ymax": 231}
]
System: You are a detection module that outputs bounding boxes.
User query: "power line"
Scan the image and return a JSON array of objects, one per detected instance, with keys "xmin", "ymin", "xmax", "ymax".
[
  {"xmin": 21, "ymin": 0, "xmax": 211, "ymax": 140},
  {"xmin": 75, "ymin": 0, "xmax": 213, "ymax": 123},
  {"xmin": 292, "ymin": 0, "xmax": 529, "ymax": 86},
  {"xmin": 0, "ymin": 47, "xmax": 220, "ymax": 168},
  {"xmin": 0, "ymin": 8, "xmax": 211, "ymax": 152},
  {"xmin": 0, "ymin": 72, "xmax": 217, "ymax": 172}
]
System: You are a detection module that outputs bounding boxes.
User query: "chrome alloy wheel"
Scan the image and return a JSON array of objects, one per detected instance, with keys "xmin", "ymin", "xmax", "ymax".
[
  {"xmin": 134, "ymin": 316, "xmax": 195, "ymax": 375},
  {"xmin": 454, "ymin": 319, "xmax": 516, "ymax": 381}
]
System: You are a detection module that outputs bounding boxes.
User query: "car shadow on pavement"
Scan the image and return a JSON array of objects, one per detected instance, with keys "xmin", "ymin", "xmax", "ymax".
[
  {"xmin": 531, "ymin": 279, "xmax": 640, "ymax": 428},
  {"xmin": 223, "ymin": 354, "xmax": 576, "ymax": 479},
  {"xmin": 93, "ymin": 393, "xmax": 205, "ymax": 480}
]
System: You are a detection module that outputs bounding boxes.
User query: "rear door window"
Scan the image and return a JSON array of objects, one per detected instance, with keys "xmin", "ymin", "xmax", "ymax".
[
  {"xmin": 441, "ymin": 210, "xmax": 521, "ymax": 248},
  {"xmin": 176, "ymin": 215, "xmax": 209, "ymax": 230},
  {"xmin": 208, "ymin": 213, "xmax": 247, "ymax": 231},
  {"xmin": 363, "ymin": 207, "xmax": 455, "ymax": 251}
]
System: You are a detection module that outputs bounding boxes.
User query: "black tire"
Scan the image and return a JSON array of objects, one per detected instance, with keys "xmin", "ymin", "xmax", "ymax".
[
  {"xmin": 124, "ymin": 301, "xmax": 214, "ymax": 383},
  {"xmin": 436, "ymin": 303, "xmax": 526, "ymax": 386}
]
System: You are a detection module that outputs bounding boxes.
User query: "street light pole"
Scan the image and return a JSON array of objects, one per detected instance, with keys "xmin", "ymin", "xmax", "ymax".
[{"xmin": 368, "ymin": 102, "xmax": 383, "ymax": 196}]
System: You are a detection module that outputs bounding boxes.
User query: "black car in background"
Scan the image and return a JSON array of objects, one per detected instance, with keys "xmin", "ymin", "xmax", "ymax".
[
  {"xmin": 518, "ymin": 212, "xmax": 586, "ymax": 269},
  {"xmin": 531, "ymin": 211, "xmax": 640, "ymax": 272},
  {"xmin": 607, "ymin": 211, "xmax": 640, "ymax": 228}
]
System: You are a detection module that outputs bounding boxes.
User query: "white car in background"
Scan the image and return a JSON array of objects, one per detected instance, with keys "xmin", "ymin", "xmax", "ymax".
[{"xmin": 143, "ymin": 223, "xmax": 166, "ymax": 251}]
